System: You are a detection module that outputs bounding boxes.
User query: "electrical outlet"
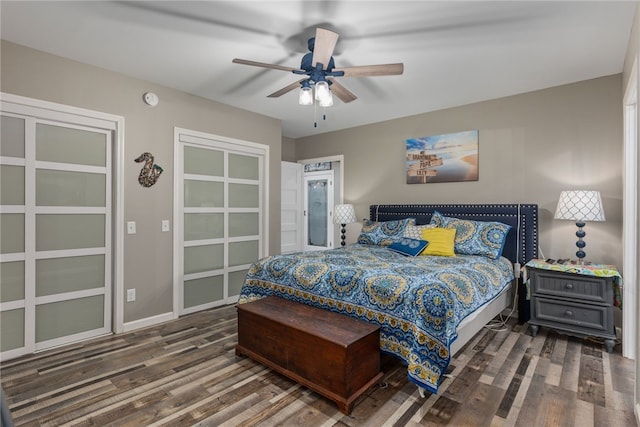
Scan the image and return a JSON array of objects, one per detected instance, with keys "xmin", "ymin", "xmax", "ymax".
[
  {"xmin": 127, "ymin": 221, "xmax": 136, "ymax": 234},
  {"xmin": 127, "ymin": 288, "xmax": 136, "ymax": 302},
  {"xmin": 162, "ymin": 220, "xmax": 170, "ymax": 232}
]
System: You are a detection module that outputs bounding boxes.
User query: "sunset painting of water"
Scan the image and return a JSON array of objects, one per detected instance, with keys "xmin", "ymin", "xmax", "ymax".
[{"xmin": 406, "ymin": 130, "xmax": 479, "ymax": 184}]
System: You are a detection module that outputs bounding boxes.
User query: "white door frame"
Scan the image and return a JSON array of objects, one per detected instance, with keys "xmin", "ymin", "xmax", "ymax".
[
  {"xmin": 623, "ymin": 58, "xmax": 638, "ymax": 362},
  {"xmin": 299, "ymin": 155, "xmax": 345, "ymax": 246},
  {"xmin": 0, "ymin": 93, "xmax": 125, "ymax": 346},
  {"xmin": 623, "ymin": 58, "xmax": 639, "ymax": 424},
  {"xmin": 173, "ymin": 127, "xmax": 270, "ymax": 316},
  {"xmin": 298, "ymin": 154, "xmax": 345, "ymax": 205}
]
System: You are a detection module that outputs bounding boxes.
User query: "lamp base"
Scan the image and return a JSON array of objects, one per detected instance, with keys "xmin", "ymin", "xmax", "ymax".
[
  {"xmin": 340, "ymin": 224, "xmax": 346, "ymax": 247},
  {"xmin": 575, "ymin": 221, "xmax": 587, "ymax": 264}
]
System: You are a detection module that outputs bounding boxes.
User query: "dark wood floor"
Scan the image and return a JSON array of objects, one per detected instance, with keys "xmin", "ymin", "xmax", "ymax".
[{"xmin": 1, "ymin": 304, "xmax": 636, "ymax": 426}]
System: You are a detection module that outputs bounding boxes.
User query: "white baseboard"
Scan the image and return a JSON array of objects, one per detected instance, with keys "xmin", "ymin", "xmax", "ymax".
[{"xmin": 123, "ymin": 312, "xmax": 175, "ymax": 333}]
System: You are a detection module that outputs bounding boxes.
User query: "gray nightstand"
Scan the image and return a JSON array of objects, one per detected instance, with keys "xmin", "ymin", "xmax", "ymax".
[{"xmin": 527, "ymin": 263, "xmax": 618, "ymax": 353}]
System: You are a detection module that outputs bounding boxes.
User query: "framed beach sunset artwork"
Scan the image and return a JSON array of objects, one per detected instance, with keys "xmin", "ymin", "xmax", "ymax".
[{"xmin": 406, "ymin": 130, "xmax": 479, "ymax": 184}]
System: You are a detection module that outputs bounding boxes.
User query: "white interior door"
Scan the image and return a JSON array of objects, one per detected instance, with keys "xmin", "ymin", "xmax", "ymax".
[
  {"xmin": 174, "ymin": 128, "xmax": 268, "ymax": 315},
  {"xmin": 281, "ymin": 161, "xmax": 303, "ymax": 254},
  {"xmin": 303, "ymin": 170, "xmax": 334, "ymax": 251},
  {"xmin": 1, "ymin": 110, "xmax": 113, "ymax": 360}
]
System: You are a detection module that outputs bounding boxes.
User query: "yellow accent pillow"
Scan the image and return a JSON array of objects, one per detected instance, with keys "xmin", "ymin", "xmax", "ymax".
[{"xmin": 421, "ymin": 227, "xmax": 456, "ymax": 256}]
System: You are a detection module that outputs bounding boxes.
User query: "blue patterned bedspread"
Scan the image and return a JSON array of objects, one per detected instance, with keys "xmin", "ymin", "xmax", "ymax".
[{"xmin": 238, "ymin": 244, "xmax": 514, "ymax": 393}]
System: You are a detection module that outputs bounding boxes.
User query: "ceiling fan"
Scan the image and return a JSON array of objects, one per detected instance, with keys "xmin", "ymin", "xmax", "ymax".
[{"xmin": 232, "ymin": 27, "xmax": 404, "ymax": 107}]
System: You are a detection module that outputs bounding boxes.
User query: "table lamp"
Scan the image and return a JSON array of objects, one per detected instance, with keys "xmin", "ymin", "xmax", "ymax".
[
  {"xmin": 334, "ymin": 204, "xmax": 357, "ymax": 246},
  {"xmin": 554, "ymin": 190, "xmax": 605, "ymax": 264}
]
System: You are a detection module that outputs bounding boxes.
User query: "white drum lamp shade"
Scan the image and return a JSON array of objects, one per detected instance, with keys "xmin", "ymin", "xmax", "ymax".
[
  {"xmin": 554, "ymin": 190, "xmax": 605, "ymax": 263},
  {"xmin": 334, "ymin": 204, "xmax": 357, "ymax": 246}
]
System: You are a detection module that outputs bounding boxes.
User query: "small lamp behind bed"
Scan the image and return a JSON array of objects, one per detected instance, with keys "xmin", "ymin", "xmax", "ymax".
[
  {"xmin": 334, "ymin": 204, "xmax": 357, "ymax": 246},
  {"xmin": 554, "ymin": 190, "xmax": 605, "ymax": 264}
]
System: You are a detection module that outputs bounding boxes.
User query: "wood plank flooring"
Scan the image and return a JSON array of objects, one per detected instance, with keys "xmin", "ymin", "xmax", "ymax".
[{"xmin": 1, "ymin": 304, "xmax": 636, "ymax": 426}]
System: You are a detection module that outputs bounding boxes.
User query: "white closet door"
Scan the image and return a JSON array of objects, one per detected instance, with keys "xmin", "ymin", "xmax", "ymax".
[
  {"xmin": 1, "ymin": 113, "xmax": 112, "ymax": 359},
  {"xmin": 174, "ymin": 128, "xmax": 268, "ymax": 315},
  {"xmin": 281, "ymin": 161, "xmax": 303, "ymax": 254}
]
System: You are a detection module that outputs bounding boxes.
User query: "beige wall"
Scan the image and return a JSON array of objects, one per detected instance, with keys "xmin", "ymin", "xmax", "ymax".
[
  {"xmin": 296, "ymin": 75, "xmax": 624, "ymax": 269},
  {"xmin": 0, "ymin": 40, "xmax": 282, "ymax": 323},
  {"xmin": 281, "ymin": 136, "xmax": 296, "ymax": 162}
]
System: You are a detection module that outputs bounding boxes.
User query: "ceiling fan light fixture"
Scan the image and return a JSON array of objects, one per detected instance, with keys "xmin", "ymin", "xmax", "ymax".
[
  {"xmin": 298, "ymin": 81, "xmax": 313, "ymax": 106},
  {"xmin": 315, "ymin": 80, "xmax": 331, "ymax": 104},
  {"xmin": 319, "ymin": 90, "xmax": 333, "ymax": 107}
]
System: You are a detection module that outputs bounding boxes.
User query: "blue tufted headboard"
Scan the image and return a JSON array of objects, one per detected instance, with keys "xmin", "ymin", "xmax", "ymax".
[{"xmin": 369, "ymin": 204, "xmax": 538, "ymax": 266}]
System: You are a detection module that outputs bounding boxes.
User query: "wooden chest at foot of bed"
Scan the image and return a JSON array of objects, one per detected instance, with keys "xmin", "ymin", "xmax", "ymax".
[{"xmin": 236, "ymin": 296, "xmax": 383, "ymax": 415}]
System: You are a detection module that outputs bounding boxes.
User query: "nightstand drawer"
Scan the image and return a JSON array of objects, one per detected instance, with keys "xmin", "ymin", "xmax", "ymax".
[
  {"xmin": 532, "ymin": 297, "xmax": 613, "ymax": 335},
  {"xmin": 529, "ymin": 268, "xmax": 613, "ymax": 303}
]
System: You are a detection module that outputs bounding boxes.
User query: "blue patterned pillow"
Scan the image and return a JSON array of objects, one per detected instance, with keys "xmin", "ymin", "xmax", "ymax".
[
  {"xmin": 387, "ymin": 238, "xmax": 429, "ymax": 257},
  {"xmin": 357, "ymin": 218, "xmax": 415, "ymax": 246},
  {"xmin": 429, "ymin": 211, "xmax": 511, "ymax": 259}
]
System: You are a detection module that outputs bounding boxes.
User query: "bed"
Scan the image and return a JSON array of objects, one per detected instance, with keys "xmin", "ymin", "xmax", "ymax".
[{"xmin": 238, "ymin": 203, "xmax": 538, "ymax": 394}]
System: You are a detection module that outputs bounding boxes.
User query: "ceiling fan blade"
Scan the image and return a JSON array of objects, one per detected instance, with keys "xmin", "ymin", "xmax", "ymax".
[
  {"xmin": 232, "ymin": 58, "xmax": 300, "ymax": 73},
  {"xmin": 311, "ymin": 28, "xmax": 339, "ymax": 70},
  {"xmin": 267, "ymin": 79, "xmax": 306, "ymax": 98},
  {"xmin": 333, "ymin": 63, "xmax": 404, "ymax": 77},
  {"xmin": 328, "ymin": 78, "xmax": 357, "ymax": 103}
]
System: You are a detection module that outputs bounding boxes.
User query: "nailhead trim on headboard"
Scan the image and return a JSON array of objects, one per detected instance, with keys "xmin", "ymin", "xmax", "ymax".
[{"xmin": 368, "ymin": 204, "xmax": 538, "ymax": 265}]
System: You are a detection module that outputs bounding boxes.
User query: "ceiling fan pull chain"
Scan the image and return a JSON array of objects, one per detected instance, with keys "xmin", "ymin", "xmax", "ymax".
[{"xmin": 314, "ymin": 101, "xmax": 318, "ymax": 127}]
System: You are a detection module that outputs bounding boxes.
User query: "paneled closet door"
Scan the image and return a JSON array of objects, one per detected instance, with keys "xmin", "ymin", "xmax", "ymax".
[
  {"xmin": 0, "ymin": 114, "xmax": 28, "ymax": 358},
  {"xmin": 1, "ymin": 114, "xmax": 112, "ymax": 359},
  {"xmin": 177, "ymin": 129, "xmax": 267, "ymax": 315}
]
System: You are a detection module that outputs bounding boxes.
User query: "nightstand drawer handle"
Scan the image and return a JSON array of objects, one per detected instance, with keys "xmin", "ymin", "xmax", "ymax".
[
  {"xmin": 565, "ymin": 310, "xmax": 573, "ymax": 317},
  {"xmin": 564, "ymin": 283, "xmax": 574, "ymax": 291}
]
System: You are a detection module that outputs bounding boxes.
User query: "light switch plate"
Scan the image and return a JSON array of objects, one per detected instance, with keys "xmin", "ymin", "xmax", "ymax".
[
  {"xmin": 162, "ymin": 220, "xmax": 170, "ymax": 232},
  {"xmin": 127, "ymin": 289, "xmax": 136, "ymax": 302},
  {"xmin": 127, "ymin": 221, "xmax": 136, "ymax": 234}
]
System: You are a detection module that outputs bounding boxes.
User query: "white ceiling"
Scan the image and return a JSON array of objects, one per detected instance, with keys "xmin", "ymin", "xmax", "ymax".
[{"xmin": 1, "ymin": 1, "xmax": 637, "ymax": 139}]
